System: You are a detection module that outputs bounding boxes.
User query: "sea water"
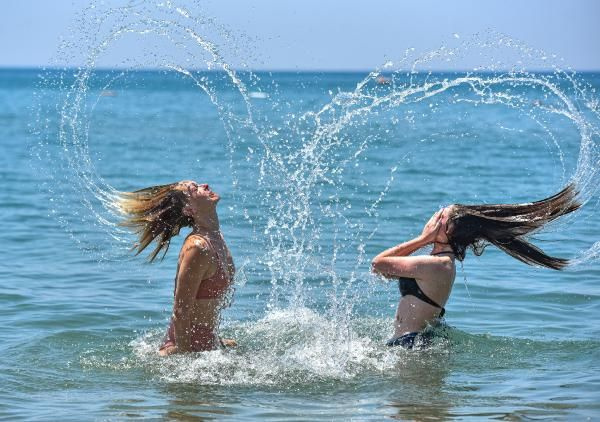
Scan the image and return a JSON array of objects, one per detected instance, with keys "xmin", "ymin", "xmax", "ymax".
[{"xmin": 1, "ymin": 1, "xmax": 600, "ymax": 420}]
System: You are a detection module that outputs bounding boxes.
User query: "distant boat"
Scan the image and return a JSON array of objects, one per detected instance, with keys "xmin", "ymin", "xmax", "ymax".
[
  {"xmin": 249, "ymin": 91, "xmax": 268, "ymax": 99},
  {"xmin": 100, "ymin": 90, "xmax": 117, "ymax": 97}
]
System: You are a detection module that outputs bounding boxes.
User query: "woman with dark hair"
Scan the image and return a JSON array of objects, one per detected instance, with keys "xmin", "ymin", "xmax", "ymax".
[
  {"xmin": 118, "ymin": 181, "xmax": 236, "ymax": 355},
  {"xmin": 371, "ymin": 184, "xmax": 581, "ymax": 349}
]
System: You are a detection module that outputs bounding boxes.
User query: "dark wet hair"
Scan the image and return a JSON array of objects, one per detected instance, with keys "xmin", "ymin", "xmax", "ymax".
[
  {"xmin": 117, "ymin": 183, "xmax": 193, "ymax": 262},
  {"xmin": 446, "ymin": 183, "xmax": 581, "ymax": 270}
]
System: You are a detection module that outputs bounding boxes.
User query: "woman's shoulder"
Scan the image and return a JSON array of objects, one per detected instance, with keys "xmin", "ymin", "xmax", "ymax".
[
  {"xmin": 430, "ymin": 254, "xmax": 455, "ymax": 271},
  {"xmin": 180, "ymin": 234, "xmax": 213, "ymax": 258},
  {"xmin": 414, "ymin": 254, "xmax": 455, "ymax": 280}
]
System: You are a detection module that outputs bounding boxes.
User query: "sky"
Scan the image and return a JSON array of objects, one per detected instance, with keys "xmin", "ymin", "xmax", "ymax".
[{"xmin": 1, "ymin": 0, "xmax": 599, "ymax": 71}]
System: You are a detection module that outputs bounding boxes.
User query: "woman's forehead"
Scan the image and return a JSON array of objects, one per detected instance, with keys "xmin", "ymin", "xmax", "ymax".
[
  {"xmin": 177, "ymin": 180, "xmax": 198, "ymax": 189},
  {"xmin": 173, "ymin": 181, "xmax": 194, "ymax": 194}
]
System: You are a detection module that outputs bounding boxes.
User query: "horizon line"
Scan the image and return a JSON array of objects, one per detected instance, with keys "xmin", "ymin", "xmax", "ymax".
[{"xmin": 1, "ymin": 65, "xmax": 599, "ymax": 74}]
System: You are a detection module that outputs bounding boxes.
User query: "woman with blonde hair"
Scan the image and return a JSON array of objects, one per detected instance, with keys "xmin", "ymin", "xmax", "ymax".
[
  {"xmin": 119, "ymin": 181, "xmax": 236, "ymax": 355},
  {"xmin": 372, "ymin": 184, "xmax": 581, "ymax": 349}
]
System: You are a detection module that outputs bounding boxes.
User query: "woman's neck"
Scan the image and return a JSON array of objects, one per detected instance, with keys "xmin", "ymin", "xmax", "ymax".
[
  {"xmin": 192, "ymin": 209, "xmax": 220, "ymax": 234},
  {"xmin": 431, "ymin": 241, "xmax": 454, "ymax": 256}
]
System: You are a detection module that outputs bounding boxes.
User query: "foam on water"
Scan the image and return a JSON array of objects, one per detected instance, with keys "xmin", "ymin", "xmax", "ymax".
[
  {"xmin": 33, "ymin": 0, "xmax": 600, "ymax": 385},
  {"xmin": 75, "ymin": 306, "xmax": 599, "ymax": 388},
  {"xmin": 89, "ymin": 307, "xmax": 448, "ymax": 386}
]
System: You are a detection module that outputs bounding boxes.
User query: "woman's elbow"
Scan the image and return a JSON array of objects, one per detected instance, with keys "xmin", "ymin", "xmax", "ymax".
[{"xmin": 371, "ymin": 257, "xmax": 382, "ymax": 274}]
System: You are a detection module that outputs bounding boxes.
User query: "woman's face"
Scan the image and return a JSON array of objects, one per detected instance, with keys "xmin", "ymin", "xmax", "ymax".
[{"xmin": 178, "ymin": 180, "xmax": 220, "ymax": 215}]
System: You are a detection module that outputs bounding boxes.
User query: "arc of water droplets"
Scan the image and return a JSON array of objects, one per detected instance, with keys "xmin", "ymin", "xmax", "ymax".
[
  {"xmin": 54, "ymin": 1, "xmax": 268, "ymax": 252},
  {"xmin": 47, "ymin": 1, "xmax": 600, "ymax": 274}
]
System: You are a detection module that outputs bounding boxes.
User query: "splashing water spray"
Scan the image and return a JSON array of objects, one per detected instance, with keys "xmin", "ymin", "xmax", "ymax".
[{"xmin": 34, "ymin": 1, "xmax": 600, "ymax": 385}]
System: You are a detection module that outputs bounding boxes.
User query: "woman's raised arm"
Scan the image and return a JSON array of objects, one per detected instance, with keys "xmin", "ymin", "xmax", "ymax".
[{"xmin": 371, "ymin": 210, "xmax": 443, "ymax": 276}]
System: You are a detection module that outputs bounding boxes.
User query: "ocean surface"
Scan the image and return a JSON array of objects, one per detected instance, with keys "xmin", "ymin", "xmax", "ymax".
[{"xmin": 2, "ymin": 65, "xmax": 600, "ymax": 421}]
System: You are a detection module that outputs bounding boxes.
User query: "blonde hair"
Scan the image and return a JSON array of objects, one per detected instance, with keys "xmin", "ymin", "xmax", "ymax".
[{"xmin": 117, "ymin": 183, "xmax": 193, "ymax": 262}]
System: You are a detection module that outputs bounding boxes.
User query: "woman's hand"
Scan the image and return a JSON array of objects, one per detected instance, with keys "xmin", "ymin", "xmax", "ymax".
[
  {"xmin": 158, "ymin": 344, "xmax": 179, "ymax": 356},
  {"xmin": 220, "ymin": 338, "xmax": 237, "ymax": 348},
  {"xmin": 420, "ymin": 209, "xmax": 443, "ymax": 244}
]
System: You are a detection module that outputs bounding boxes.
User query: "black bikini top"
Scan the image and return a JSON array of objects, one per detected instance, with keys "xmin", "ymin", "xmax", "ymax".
[
  {"xmin": 396, "ymin": 251, "xmax": 453, "ymax": 318},
  {"xmin": 397, "ymin": 278, "xmax": 445, "ymax": 318}
]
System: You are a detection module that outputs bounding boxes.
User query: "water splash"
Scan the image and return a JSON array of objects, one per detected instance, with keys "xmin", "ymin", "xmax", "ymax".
[
  {"xmin": 76, "ymin": 307, "xmax": 598, "ymax": 387},
  {"xmin": 33, "ymin": 0, "xmax": 262, "ymax": 260},
  {"xmin": 124, "ymin": 308, "xmax": 447, "ymax": 386},
  {"xmin": 33, "ymin": 2, "xmax": 600, "ymax": 385}
]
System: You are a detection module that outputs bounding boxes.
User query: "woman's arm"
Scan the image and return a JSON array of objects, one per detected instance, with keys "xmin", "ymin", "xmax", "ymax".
[
  {"xmin": 371, "ymin": 254, "xmax": 448, "ymax": 280},
  {"xmin": 372, "ymin": 235, "xmax": 429, "ymax": 262},
  {"xmin": 172, "ymin": 241, "xmax": 211, "ymax": 353},
  {"xmin": 371, "ymin": 210, "xmax": 443, "ymax": 278}
]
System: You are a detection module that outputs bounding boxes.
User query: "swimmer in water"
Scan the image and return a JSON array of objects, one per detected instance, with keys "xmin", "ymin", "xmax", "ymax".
[
  {"xmin": 371, "ymin": 184, "xmax": 581, "ymax": 349},
  {"xmin": 118, "ymin": 181, "xmax": 236, "ymax": 355}
]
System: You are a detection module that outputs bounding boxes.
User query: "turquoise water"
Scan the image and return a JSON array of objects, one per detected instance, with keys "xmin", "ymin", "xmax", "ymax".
[
  {"xmin": 1, "ymin": 67, "xmax": 599, "ymax": 420},
  {"xmin": 2, "ymin": 3, "xmax": 600, "ymax": 419}
]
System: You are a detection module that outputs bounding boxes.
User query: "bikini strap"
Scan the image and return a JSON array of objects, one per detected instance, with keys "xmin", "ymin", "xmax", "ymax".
[
  {"xmin": 398, "ymin": 277, "xmax": 446, "ymax": 318},
  {"xmin": 414, "ymin": 284, "xmax": 445, "ymax": 310},
  {"xmin": 431, "ymin": 250, "xmax": 454, "ymax": 256}
]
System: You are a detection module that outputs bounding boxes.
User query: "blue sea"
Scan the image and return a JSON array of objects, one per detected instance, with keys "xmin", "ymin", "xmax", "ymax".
[{"xmin": 2, "ymin": 11, "xmax": 600, "ymax": 419}]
